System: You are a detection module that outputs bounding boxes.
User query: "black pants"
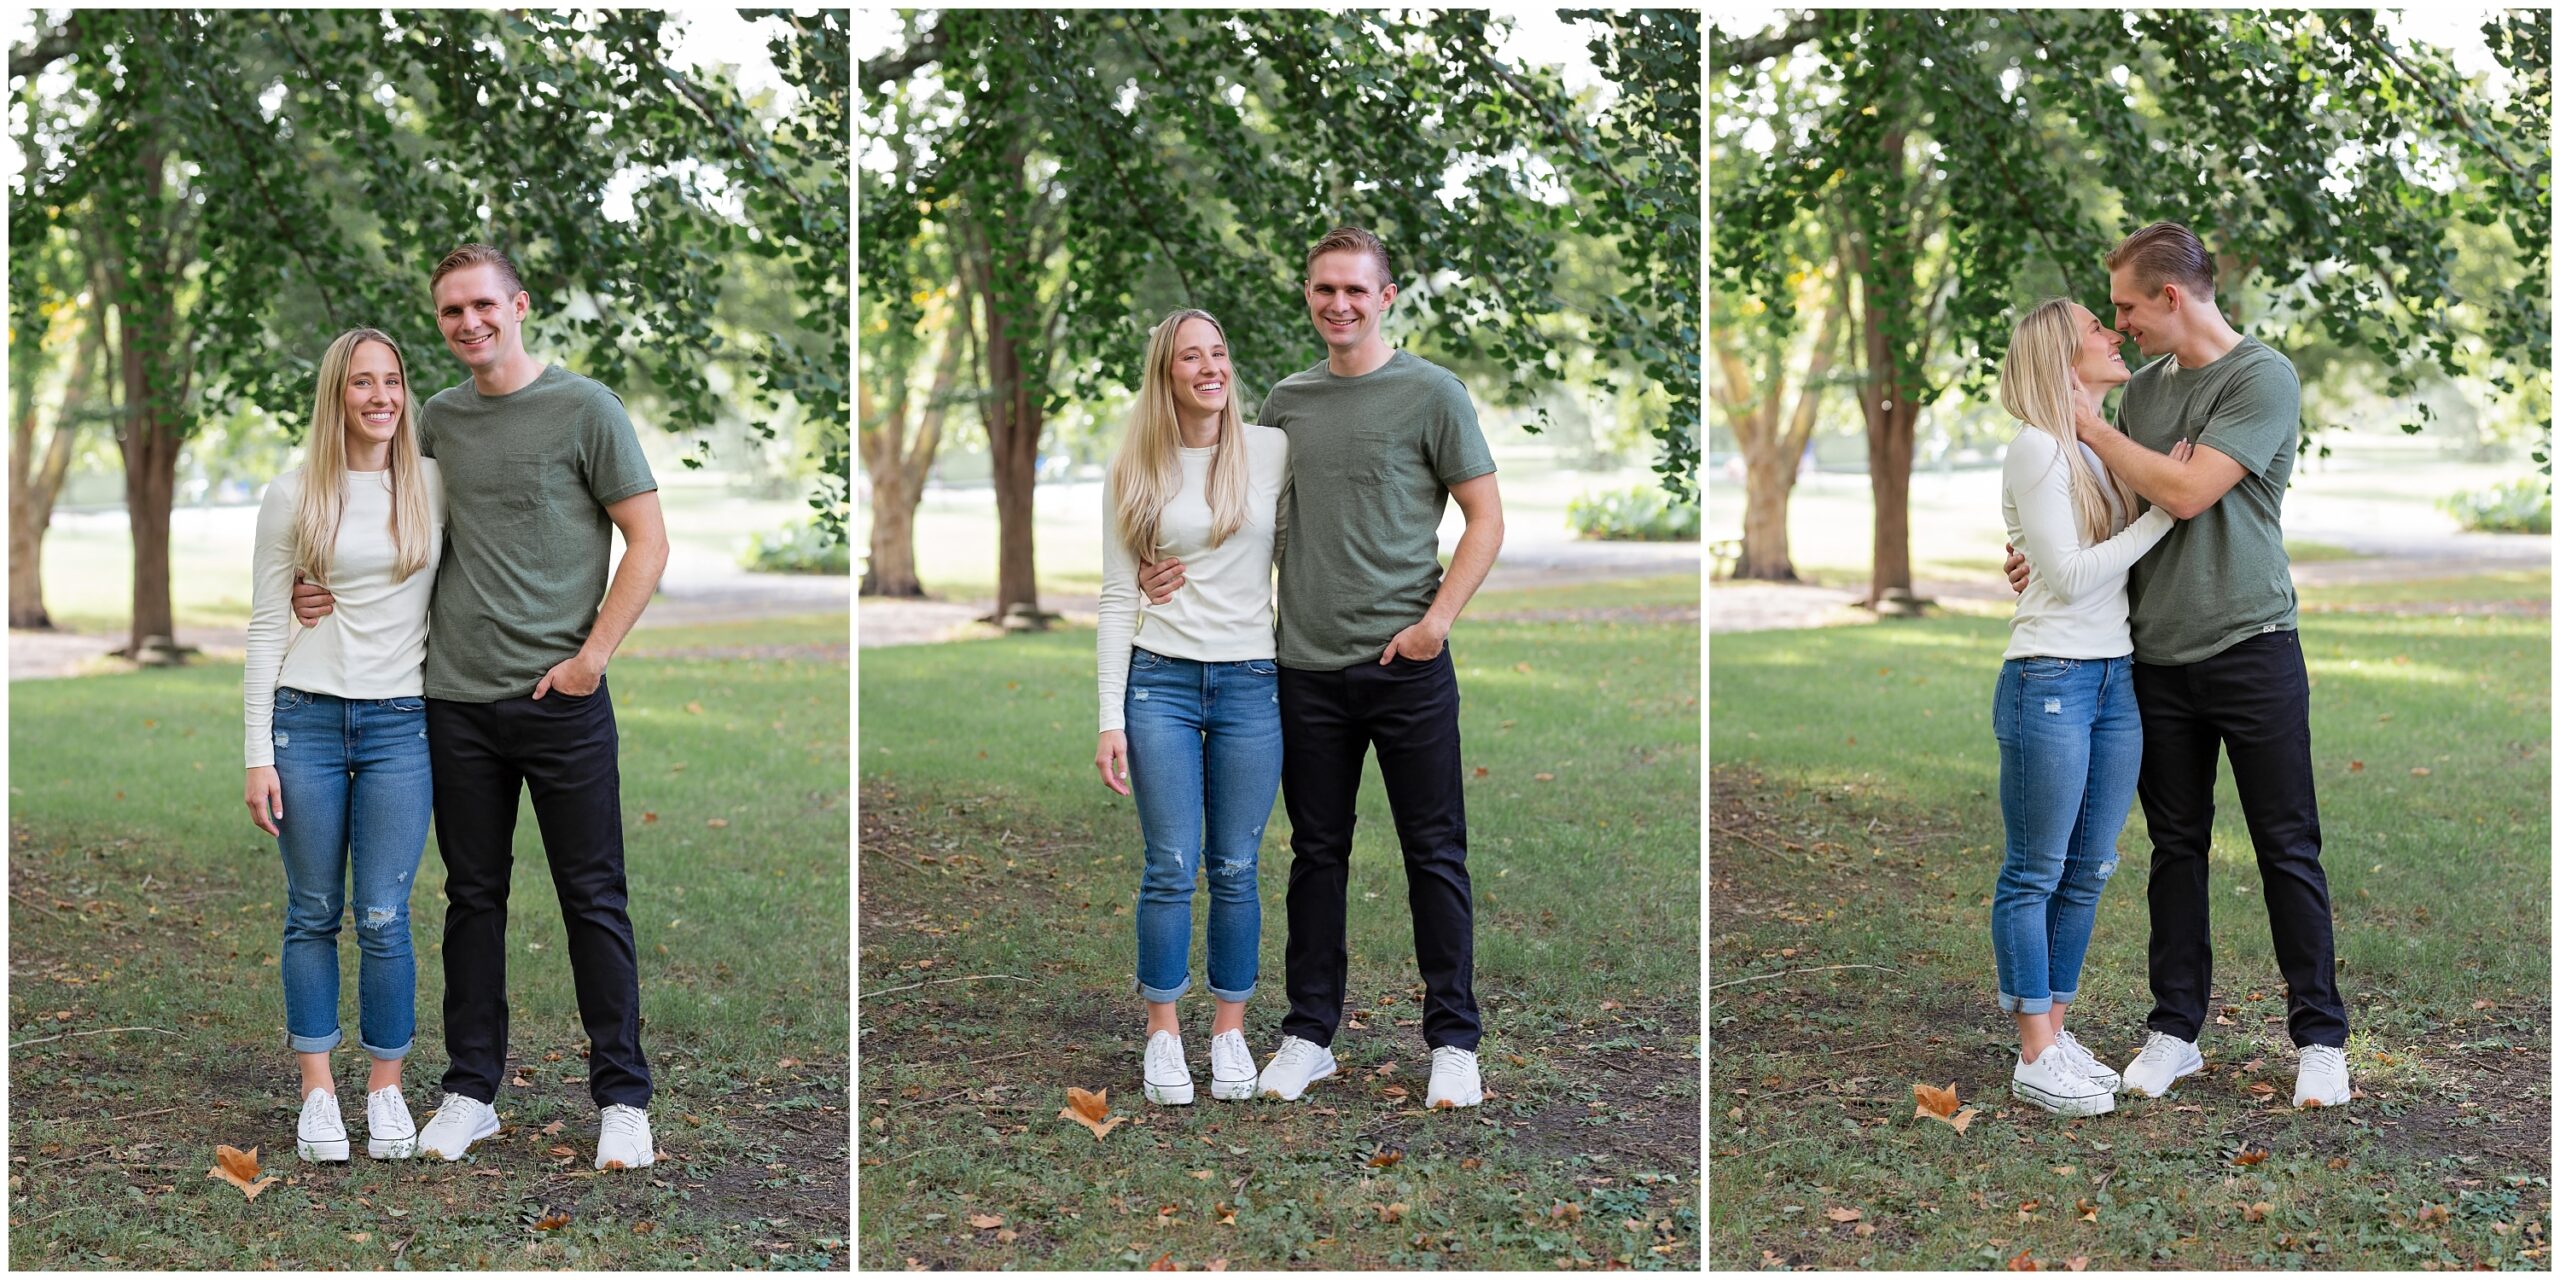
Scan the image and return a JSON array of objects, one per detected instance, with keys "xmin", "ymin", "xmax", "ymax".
[
  {"xmin": 427, "ymin": 680, "xmax": 652, "ymax": 1107},
  {"xmin": 1276, "ymin": 648, "xmax": 1481, "ymax": 1051},
  {"xmin": 2133, "ymin": 630, "xmax": 2348, "ymax": 1049}
]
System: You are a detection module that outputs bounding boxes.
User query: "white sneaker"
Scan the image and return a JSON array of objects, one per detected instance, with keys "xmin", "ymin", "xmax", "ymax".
[
  {"xmin": 2051, "ymin": 1029, "xmax": 2122, "ymax": 1091},
  {"xmin": 2012, "ymin": 1045, "xmax": 2115, "ymax": 1117},
  {"xmin": 2120, "ymin": 1031, "xmax": 2204, "ymax": 1098},
  {"xmin": 1255, "ymin": 1035, "xmax": 1337, "ymax": 1101},
  {"xmin": 1208, "ymin": 1030, "xmax": 1256, "ymax": 1102},
  {"xmin": 297, "ymin": 1088, "xmax": 350, "ymax": 1163},
  {"xmin": 1426, "ymin": 1046, "xmax": 1483, "ymax": 1109},
  {"xmin": 365, "ymin": 1085, "xmax": 417, "ymax": 1159},
  {"xmin": 2294, "ymin": 1044, "xmax": 2350, "ymax": 1108},
  {"xmin": 416, "ymin": 1094, "xmax": 499, "ymax": 1162},
  {"xmin": 595, "ymin": 1103, "xmax": 656, "ymax": 1170},
  {"xmin": 1143, "ymin": 1030, "xmax": 1195, "ymax": 1106}
]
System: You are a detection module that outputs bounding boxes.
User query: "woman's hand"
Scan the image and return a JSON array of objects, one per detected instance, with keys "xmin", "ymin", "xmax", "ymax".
[
  {"xmin": 245, "ymin": 766, "xmax": 284, "ymax": 836},
  {"xmin": 1095, "ymin": 730, "xmax": 1132, "ymax": 796},
  {"xmin": 2169, "ymin": 438, "xmax": 2195, "ymax": 464}
]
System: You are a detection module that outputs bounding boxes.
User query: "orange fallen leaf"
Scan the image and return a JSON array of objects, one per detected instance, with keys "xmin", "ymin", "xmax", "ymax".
[
  {"xmin": 2418, "ymin": 1203, "xmax": 2451, "ymax": 1227},
  {"xmin": 1059, "ymin": 1087, "xmax": 1124, "ymax": 1141},
  {"xmin": 1533, "ymin": 772, "xmax": 1556, "ymax": 782},
  {"xmin": 1366, "ymin": 1148, "xmax": 1404, "ymax": 1169},
  {"xmin": 779, "ymin": 1057, "xmax": 803, "ymax": 1069},
  {"xmin": 2242, "ymin": 1201, "xmax": 2271, "ymax": 1222},
  {"xmin": 1459, "ymin": 1157, "xmax": 1482, "ymax": 1171},
  {"xmin": 2065, "ymin": 1258, "xmax": 2089, "ymax": 1272},
  {"xmin": 1215, "ymin": 1203, "xmax": 1237, "ymax": 1226},
  {"xmin": 2233, "ymin": 1148, "xmax": 2270, "ymax": 1166},
  {"xmin": 207, "ymin": 1145, "xmax": 278, "ymax": 1200},
  {"xmin": 1913, "ymin": 1080, "xmax": 1959, "ymax": 1117},
  {"xmin": 1826, "ymin": 1206, "xmax": 1862, "ymax": 1223},
  {"xmin": 2348, "ymin": 760, "xmax": 2365, "ymax": 773},
  {"xmin": 1205, "ymin": 1262, "xmax": 1228, "ymax": 1273},
  {"xmin": 1381, "ymin": 1085, "xmax": 1409, "ymax": 1101},
  {"xmin": 968, "ymin": 1213, "xmax": 1004, "ymax": 1230},
  {"xmin": 707, "ymin": 817, "xmax": 730, "ymax": 829},
  {"xmin": 2409, "ymin": 766, "xmax": 2431, "ymax": 777},
  {"xmin": 541, "ymin": 1120, "xmax": 564, "ymax": 1136},
  {"xmin": 2005, "ymin": 1247, "xmax": 2038, "ymax": 1271},
  {"xmin": 535, "ymin": 1210, "xmax": 573, "ymax": 1230},
  {"xmin": 547, "ymin": 1145, "xmax": 576, "ymax": 1159},
  {"xmin": 1378, "ymin": 1202, "xmax": 1408, "ymax": 1223},
  {"xmin": 1147, "ymin": 1254, "xmax": 1175, "ymax": 1271},
  {"xmin": 641, "ymin": 811, "xmax": 659, "ymax": 824},
  {"xmin": 2328, "ymin": 1156, "xmax": 2350, "ymax": 1171},
  {"xmin": 2077, "ymin": 1198, "xmax": 2099, "ymax": 1223}
]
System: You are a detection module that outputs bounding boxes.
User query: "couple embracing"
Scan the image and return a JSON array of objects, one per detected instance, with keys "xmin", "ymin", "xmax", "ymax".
[
  {"xmin": 1994, "ymin": 221, "xmax": 2351, "ymax": 1118},
  {"xmin": 242, "ymin": 244, "xmax": 666, "ymax": 1168},
  {"xmin": 1091, "ymin": 226, "xmax": 1505, "ymax": 1109}
]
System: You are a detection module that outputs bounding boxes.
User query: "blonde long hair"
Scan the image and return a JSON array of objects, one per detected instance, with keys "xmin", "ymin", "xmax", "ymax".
[
  {"xmin": 295, "ymin": 327, "xmax": 433, "ymax": 585},
  {"xmin": 1999, "ymin": 298, "xmax": 2141, "ymax": 547},
  {"xmin": 1110, "ymin": 309, "xmax": 1249, "ymax": 565}
]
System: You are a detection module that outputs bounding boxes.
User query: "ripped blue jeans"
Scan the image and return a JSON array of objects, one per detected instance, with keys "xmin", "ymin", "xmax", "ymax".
[
  {"xmin": 1124, "ymin": 649, "xmax": 1281, "ymax": 1004},
  {"xmin": 271, "ymin": 687, "xmax": 432, "ymax": 1058},
  {"xmin": 1991, "ymin": 656, "xmax": 2141, "ymax": 1016}
]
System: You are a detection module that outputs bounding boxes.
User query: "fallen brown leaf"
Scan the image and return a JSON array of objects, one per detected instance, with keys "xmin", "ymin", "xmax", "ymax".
[
  {"xmin": 547, "ymin": 1144, "xmax": 576, "ymax": 1159},
  {"xmin": 1826, "ymin": 1206, "xmax": 1862, "ymax": 1223},
  {"xmin": 1147, "ymin": 1254, "xmax": 1175, "ymax": 1272},
  {"xmin": 1059, "ymin": 1087, "xmax": 1125, "ymax": 1141},
  {"xmin": 535, "ymin": 1210, "xmax": 572, "ymax": 1230},
  {"xmin": 1366, "ymin": 1149, "xmax": 1405, "ymax": 1169},
  {"xmin": 207, "ymin": 1145, "xmax": 278, "ymax": 1200},
  {"xmin": 1378, "ymin": 1202, "xmax": 1408, "ymax": 1223},
  {"xmin": 968, "ymin": 1213, "xmax": 1003, "ymax": 1230},
  {"xmin": 541, "ymin": 1120, "xmax": 564, "ymax": 1136},
  {"xmin": 2242, "ymin": 1201, "xmax": 2271, "ymax": 1223},
  {"xmin": 2233, "ymin": 1148, "xmax": 2270, "ymax": 1167}
]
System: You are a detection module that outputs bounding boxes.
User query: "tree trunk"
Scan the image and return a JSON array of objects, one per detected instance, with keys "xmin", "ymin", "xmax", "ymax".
[
  {"xmin": 114, "ymin": 140, "xmax": 186, "ymax": 659},
  {"xmin": 1864, "ymin": 398, "xmax": 1918, "ymax": 606},
  {"xmin": 1716, "ymin": 293, "xmax": 1840, "ymax": 581},
  {"xmin": 956, "ymin": 150, "xmax": 1050, "ymax": 627},
  {"xmin": 9, "ymin": 320, "xmax": 95, "ymax": 630},
  {"xmin": 859, "ymin": 328, "xmax": 959, "ymax": 599}
]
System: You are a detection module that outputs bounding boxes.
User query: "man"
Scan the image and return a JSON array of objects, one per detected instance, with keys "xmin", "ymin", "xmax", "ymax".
[
  {"xmin": 2004, "ymin": 221, "xmax": 2350, "ymax": 1107},
  {"xmin": 295, "ymin": 243, "xmax": 672, "ymax": 1166},
  {"xmin": 1142, "ymin": 226, "xmax": 1504, "ymax": 1109}
]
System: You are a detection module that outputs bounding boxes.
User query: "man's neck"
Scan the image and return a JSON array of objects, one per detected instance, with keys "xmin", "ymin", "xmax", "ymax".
[
  {"xmin": 471, "ymin": 352, "xmax": 546, "ymax": 398},
  {"xmin": 2172, "ymin": 314, "xmax": 2245, "ymax": 371},
  {"xmin": 1325, "ymin": 338, "xmax": 1394, "ymax": 379}
]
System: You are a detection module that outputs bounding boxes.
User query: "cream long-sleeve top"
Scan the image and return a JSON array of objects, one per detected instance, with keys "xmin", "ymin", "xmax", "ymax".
[
  {"xmin": 2001, "ymin": 426, "xmax": 2174, "ymax": 661},
  {"xmin": 1096, "ymin": 424, "xmax": 1290, "ymax": 733},
  {"xmin": 243, "ymin": 462, "xmax": 446, "ymax": 768}
]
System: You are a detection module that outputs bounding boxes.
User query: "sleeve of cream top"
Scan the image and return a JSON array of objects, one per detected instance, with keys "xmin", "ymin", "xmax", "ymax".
[
  {"xmin": 2006, "ymin": 429, "xmax": 2174, "ymax": 606},
  {"xmin": 1096, "ymin": 477, "xmax": 1141, "ymax": 734},
  {"xmin": 242, "ymin": 472, "xmax": 301, "ymax": 769}
]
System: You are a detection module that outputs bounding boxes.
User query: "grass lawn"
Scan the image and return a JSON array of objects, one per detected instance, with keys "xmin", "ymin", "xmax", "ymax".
[
  {"xmin": 1707, "ymin": 575, "xmax": 2551, "ymax": 1269},
  {"xmin": 6, "ymin": 614, "xmax": 850, "ymax": 1269},
  {"xmin": 857, "ymin": 586, "xmax": 1701, "ymax": 1269}
]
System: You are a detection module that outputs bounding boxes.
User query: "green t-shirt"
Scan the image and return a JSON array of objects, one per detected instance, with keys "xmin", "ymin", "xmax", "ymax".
[
  {"xmin": 419, "ymin": 364, "xmax": 658, "ymax": 701},
  {"xmin": 1262, "ymin": 350, "xmax": 1497, "ymax": 670},
  {"xmin": 2122, "ymin": 335, "xmax": 2301, "ymax": 666}
]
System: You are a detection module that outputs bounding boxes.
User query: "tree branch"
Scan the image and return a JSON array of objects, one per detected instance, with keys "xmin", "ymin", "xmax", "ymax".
[
  {"xmin": 10, "ymin": 27, "xmax": 74, "ymax": 81},
  {"xmin": 1710, "ymin": 17, "xmax": 1822, "ymax": 73},
  {"xmin": 860, "ymin": 25, "xmax": 948, "ymax": 90}
]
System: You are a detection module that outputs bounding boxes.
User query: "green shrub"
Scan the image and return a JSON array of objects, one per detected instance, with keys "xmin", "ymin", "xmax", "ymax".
[
  {"xmin": 2439, "ymin": 478, "xmax": 2552, "ymax": 534},
  {"xmin": 740, "ymin": 516, "xmax": 853, "ymax": 574},
  {"xmin": 1566, "ymin": 485, "xmax": 1701, "ymax": 541}
]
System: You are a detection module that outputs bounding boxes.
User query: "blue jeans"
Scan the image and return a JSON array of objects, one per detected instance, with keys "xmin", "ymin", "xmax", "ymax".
[
  {"xmin": 271, "ymin": 687, "xmax": 433, "ymax": 1058},
  {"xmin": 1991, "ymin": 656, "xmax": 2141, "ymax": 1016},
  {"xmin": 1124, "ymin": 648, "xmax": 1282, "ymax": 1003}
]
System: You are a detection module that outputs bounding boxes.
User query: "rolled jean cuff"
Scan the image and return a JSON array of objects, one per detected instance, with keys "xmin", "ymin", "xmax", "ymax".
[
  {"xmin": 288, "ymin": 1027, "xmax": 345, "ymax": 1054},
  {"xmin": 1997, "ymin": 991, "xmax": 2053, "ymax": 1016},
  {"xmin": 1137, "ymin": 975, "xmax": 1191, "ymax": 1004},
  {"xmin": 361, "ymin": 1037, "xmax": 410, "ymax": 1062},
  {"xmin": 1207, "ymin": 981, "xmax": 1255, "ymax": 1004},
  {"xmin": 2048, "ymin": 986, "xmax": 2078, "ymax": 1006}
]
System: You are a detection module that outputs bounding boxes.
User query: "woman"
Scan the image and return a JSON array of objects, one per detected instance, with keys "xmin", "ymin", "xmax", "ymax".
[
  {"xmin": 1992, "ymin": 298, "xmax": 2185, "ymax": 1117},
  {"xmin": 243, "ymin": 327, "xmax": 444, "ymax": 1161},
  {"xmin": 1093, "ymin": 309, "xmax": 1290, "ymax": 1105}
]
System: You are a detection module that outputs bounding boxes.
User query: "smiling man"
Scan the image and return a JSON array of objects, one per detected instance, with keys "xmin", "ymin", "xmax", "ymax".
[
  {"xmin": 2005, "ymin": 221, "xmax": 2350, "ymax": 1110},
  {"xmin": 1144, "ymin": 226, "xmax": 1504, "ymax": 1109},
  {"xmin": 295, "ymin": 242, "xmax": 671, "ymax": 1168}
]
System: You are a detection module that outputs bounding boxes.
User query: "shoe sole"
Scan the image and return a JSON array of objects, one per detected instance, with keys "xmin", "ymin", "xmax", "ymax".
[
  {"xmin": 1427, "ymin": 1090, "xmax": 1483, "ymax": 1109},
  {"xmin": 297, "ymin": 1138, "xmax": 351, "ymax": 1162},
  {"xmin": 1258, "ymin": 1060, "xmax": 1337, "ymax": 1101},
  {"xmin": 596, "ymin": 1152, "xmax": 656, "ymax": 1171},
  {"xmin": 1144, "ymin": 1080, "xmax": 1196, "ymax": 1105},
  {"xmin": 2012, "ymin": 1079, "xmax": 2116, "ymax": 1116},
  {"xmin": 2123, "ymin": 1054, "xmax": 2203, "ymax": 1099},
  {"xmin": 419, "ymin": 1114, "xmax": 502, "ymax": 1162},
  {"xmin": 1209, "ymin": 1076, "xmax": 1255, "ymax": 1102},
  {"xmin": 368, "ymin": 1136, "xmax": 417, "ymax": 1159}
]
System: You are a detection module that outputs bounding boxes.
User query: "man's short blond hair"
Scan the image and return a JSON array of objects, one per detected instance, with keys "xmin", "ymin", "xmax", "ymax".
[
  {"xmin": 2105, "ymin": 221, "xmax": 2216, "ymax": 300},
  {"xmin": 431, "ymin": 243, "xmax": 526, "ymax": 298},
  {"xmin": 1304, "ymin": 226, "xmax": 1393, "ymax": 288}
]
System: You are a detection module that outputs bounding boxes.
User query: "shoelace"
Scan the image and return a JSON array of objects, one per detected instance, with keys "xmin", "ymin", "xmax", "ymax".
[
  {"xmin": 601, "ymin": 1106, "xmax": 649, "ymax": 1145},
  {"xmin": 2302, "ymin": 1045, "xmax": 2346, "ymax": 1071},
  {"xmin": 2136, "ymin": 1033, "xmax": 2184, "ymax": 1063},
  {"xmin": 1272, "ymin": 1039, "xmax": 1320, "ymax": 1072}
]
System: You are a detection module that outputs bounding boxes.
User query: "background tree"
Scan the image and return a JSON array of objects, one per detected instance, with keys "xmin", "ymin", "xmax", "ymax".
[
  {"xmin": 860, "ymin": 9, "xmax": 1701, "ymax": 623},
  {"xmin": 1713, "ymin": 10, "xmax": 2551, "ymax": 607},
  {"xmin": 9, "ymin": 10, "xmax": 849, "ymax": 655}
]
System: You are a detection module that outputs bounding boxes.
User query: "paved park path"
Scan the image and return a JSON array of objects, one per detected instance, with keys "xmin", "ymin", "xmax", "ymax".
[
  {"xmin": 858, "ymin": 537, "xmax": 1701, "ymax": 648},
  {"xmin": 8, "ymin": 551, "xmax": 849, "ymax": 680},
  {"xmin": 1710, "ymin": 530, "xmax": 2551, "ymax": 634}
]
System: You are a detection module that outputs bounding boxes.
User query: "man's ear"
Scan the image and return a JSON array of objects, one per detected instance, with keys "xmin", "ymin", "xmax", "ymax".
[
  {"xmin": 2156, "ymin": 282, "xmax": 2182, "ymax": 314},
  {"xmin": 1379, "ymin": 281, "xmax": 1397, "ymax": 308}
]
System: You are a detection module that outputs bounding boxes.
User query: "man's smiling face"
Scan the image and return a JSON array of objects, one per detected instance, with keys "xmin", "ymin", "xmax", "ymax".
[
  {"xmin": 1304, "ymin": 249, "xmax": 1395, "ymax": 353},
  {"xmin": 2108, "ymin": 264, "xmax": 2183, "ymax": 359},
  {"xmin": 434, "ymin": 263, "xmax": 528, "ymax": 372}
]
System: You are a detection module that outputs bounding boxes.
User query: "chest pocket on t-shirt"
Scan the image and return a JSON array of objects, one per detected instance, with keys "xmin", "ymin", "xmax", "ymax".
[
  {"xmin": 1349, "ymin": 430, "xmax": 1401, "ymax": 487},
  {"xmin": 503, "ymin": 451, "xmax": 554, "ymax": 523}
]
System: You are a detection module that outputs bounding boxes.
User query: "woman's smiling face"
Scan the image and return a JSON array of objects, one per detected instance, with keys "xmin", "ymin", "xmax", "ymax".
[{"xmin": 2069, "ymin": 302, "xmax": 2130, "ymax": 390}]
